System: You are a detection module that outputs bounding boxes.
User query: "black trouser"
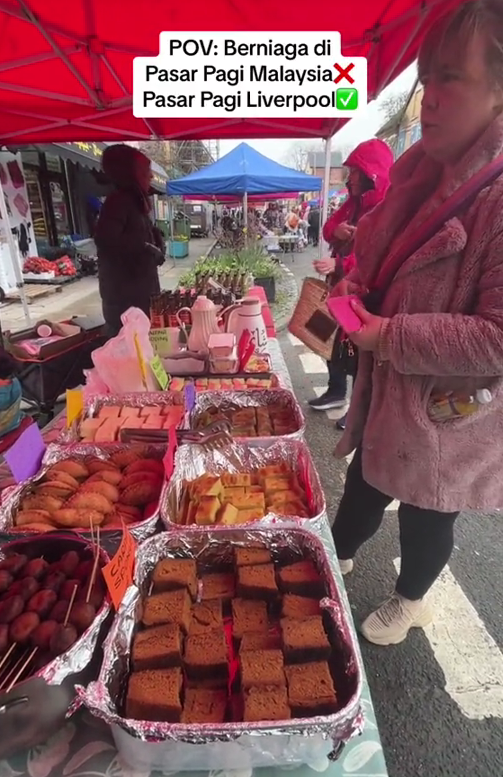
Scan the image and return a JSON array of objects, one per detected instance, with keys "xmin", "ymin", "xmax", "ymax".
[
  {"xmin": 332, "ymin": 447, "xmax": 459, "ymax": 600},
  {"xmin": 326, "ymin": 337, "xmax": 359, "ymax": 397}
]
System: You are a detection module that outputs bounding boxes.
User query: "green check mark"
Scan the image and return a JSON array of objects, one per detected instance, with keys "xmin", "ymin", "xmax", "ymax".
[{"xmin": 336, "ymin": 88, "xmax": 358, "ymax": 110}]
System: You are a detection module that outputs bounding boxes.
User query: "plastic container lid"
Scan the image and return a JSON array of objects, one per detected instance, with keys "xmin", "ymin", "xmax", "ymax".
[{"xmin": 475, "ymin": 389, "xmax": 493, "ymax": 404}]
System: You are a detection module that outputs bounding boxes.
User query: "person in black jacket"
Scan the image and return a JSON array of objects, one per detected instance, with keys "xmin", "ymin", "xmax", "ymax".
[
  {"xmin": 307, "ymin": 206, "xmax": 320, "ymax": 246},
  {"xmin": 95, "ymin": 144, "xmax": 165, "ymax": 337}
]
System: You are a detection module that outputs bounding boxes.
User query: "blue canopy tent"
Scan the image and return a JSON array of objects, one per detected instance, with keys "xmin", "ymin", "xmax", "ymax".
[
  {"xmin": 167, "ymin": 142, "xmax": 322, "ymax": 197},
  {"xmin": 167, "ymin": 143, "xmax": 322, "ymax": 242}
]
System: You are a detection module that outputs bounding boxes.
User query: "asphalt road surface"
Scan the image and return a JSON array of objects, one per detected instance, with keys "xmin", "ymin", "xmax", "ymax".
[{"xmin": 279, "ymin": 260, "xmax": 503, "ymax": 776}]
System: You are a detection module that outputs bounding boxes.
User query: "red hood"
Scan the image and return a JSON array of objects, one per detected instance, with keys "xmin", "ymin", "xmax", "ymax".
[
  {"xmin": 344, "ymin": 139, "xmax": 394, "ymax": 198},
  {"xmin": 322, "ymin": 139, "xmax": 393, "ymax": 252}
]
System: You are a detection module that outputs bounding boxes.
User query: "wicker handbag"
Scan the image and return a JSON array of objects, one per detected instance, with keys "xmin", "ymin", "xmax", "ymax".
[{"xmin": 288, "ymin": 277, "xmax": 338, "ymax": 360}]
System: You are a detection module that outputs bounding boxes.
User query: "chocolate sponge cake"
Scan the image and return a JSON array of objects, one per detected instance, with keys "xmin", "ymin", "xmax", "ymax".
[
  {"xmin": 152, "ymin": 558, "xmax": 197, "ymax": 599},
  {"xmin": 181, "ymin": 688, "xmax": 228, "ymax": 724},
  {"xmin": 281, "ymin": 615, "xmax": 331, "ymax": 663},
  {"xmin": 277, "ymin": 560, "xmax": 325, "ymax": 598},
  {"xmin": 240, "ymin": 648, "xmax": 285, "ymax": 689},
  {"xmin": 132, "ymin": 623, "xmax": 181, "ymax": 671},
  {"xmin": 126, "ymin": 668, "xmax": 183, "ymax": 722},
  {"xmin": 141, "ymin": 589, "xmax": 192, "ymax": 633},
  {"xmin": 237, "ymin": 563, "xmax": 278, "ymax": 600},
  {"xmin": 285, "ymin": 661, "xmax": 337, "ymax": 717},
  {"xmin": 184, "ymin": 628, "xmax": 228, "ymax": 681},
  {"xmin": 243, "ymin": 685, "xmax": 291, "ymax": 722},
  {"xmin": 232, "ymin": 598, "xmax": 268, "ymax": 640}
]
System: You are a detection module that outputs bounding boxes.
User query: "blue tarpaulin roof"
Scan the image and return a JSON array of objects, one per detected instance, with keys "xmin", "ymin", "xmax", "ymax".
[{"xmin": 167, "ymin": 142, "xmax": 322, "ymax": 196}]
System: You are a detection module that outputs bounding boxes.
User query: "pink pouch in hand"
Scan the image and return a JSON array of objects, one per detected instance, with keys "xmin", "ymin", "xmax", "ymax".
[{"xmin": 327, "ymin": 295, "xmax": 363, "ymax": 334}]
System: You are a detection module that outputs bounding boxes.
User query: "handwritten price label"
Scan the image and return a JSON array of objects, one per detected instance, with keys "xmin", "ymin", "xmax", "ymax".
[
  {"xmin": 102, "ymin": 522, "xmax": 136, "ymax": 609},
  {"xmin": 150, "ymin": 355, "xmax": 169, "ymax": 390}
]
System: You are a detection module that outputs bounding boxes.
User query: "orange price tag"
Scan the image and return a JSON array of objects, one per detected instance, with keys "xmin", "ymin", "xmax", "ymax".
[{"xmin": 102, "ymin": 522, "xmax": 136, "ymax": 609}]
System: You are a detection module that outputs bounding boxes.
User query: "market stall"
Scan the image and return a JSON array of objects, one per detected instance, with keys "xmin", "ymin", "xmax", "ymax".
[
  {"xmin": 0, "ymin": 3, "xmax": 467, "ymax": 775},
  {"xmin": 0, "ymin": 303, "xmax": 387, "ymax": 776}
]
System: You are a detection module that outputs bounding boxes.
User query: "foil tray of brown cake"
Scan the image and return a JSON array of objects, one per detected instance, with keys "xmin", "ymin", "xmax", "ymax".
[
  {"xmin": 58, "ymin": 391, "xmax": 186, "ymax": 444},
  {"xmin": 161, "ymin": 438, "xmax": 326, "ymax": 532},
  {"xmin": 80, "ymin": 525, "xmax": 363, "ymax": 773},
  {"xmin": 0, "ymin": 442, "xmax": 169, "ymax": 544},
  {"xmin": 190, "ymin": 389, "xmax": 306, "ymax": 442}
]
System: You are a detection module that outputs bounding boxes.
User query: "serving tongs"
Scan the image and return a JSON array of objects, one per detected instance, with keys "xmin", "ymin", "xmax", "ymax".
[{"xmin": 119, "ymin": 419, "xmax": 233, "ymax": 452}]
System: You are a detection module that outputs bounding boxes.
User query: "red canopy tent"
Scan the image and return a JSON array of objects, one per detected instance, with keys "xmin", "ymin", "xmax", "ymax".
[{"xmin": 0, "ymin": 0, "xmax": 461, "ymax": 145}]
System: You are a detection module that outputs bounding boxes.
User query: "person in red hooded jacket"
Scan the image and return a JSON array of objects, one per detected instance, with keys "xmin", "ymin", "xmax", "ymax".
[{"xmin": 309, "ymin": 139, "xmax": 394, "ymax": 422}]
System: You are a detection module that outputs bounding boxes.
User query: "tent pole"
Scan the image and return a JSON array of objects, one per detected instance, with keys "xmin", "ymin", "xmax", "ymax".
[
  {"xmin": 243, "ymin": 192, "xmax": 248, "ymax": 248},
  {"xmin": 320, "ymin": 136, "xmax": 332, "ymax": 260},
  {"xmin": 0, "ymin": 179, "xmax": 31, "ymax": 326}
]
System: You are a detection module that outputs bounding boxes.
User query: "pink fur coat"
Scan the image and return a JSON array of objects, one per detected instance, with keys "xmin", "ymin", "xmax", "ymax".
[{"xmin": 336, "ymin": 115, "xmax": 503, "ymax": 512}]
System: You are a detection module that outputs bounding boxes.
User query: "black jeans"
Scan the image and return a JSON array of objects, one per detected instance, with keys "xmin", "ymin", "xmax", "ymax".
[
  {"xmin": 332, "ymin": 447, "xmax": 459, "ymax": 600},
  {"xmin": 326, "ymin": 336, "xmax": 359, "ymax": 397}
]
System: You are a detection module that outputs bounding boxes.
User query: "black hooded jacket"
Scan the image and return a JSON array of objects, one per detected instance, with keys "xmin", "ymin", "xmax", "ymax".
[{"xmin": 95, "ymin": 145, "xmax": 163, "ymax": 331}]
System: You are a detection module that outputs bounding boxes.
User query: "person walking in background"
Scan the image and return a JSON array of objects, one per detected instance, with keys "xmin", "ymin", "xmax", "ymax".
[
  {"xmin": 95, "ymin": 144, "xmax": 165, "ymax": 337},
  {"xmin": 308, "ymin": 139, "xmax": 394, "ymax": 413},
  {"xmin": 332, "ymin": 0, "xmax": 503, "ymax": 645},
  {"xmin": 308, "ymin": 205, "xmax": 320, "ymax": 246}
]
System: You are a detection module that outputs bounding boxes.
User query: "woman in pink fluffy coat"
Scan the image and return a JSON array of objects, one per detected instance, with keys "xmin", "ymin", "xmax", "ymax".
[{"xmin": 331, "ymin": 0, "xmax": 503, "ymax": 645}]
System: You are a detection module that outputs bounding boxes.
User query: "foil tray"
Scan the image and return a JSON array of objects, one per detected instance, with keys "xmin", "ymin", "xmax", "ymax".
[
  {"xmin": 58, "ymin": 391, "xmax": 185, "ymax": 444},
  {"xmin": 161, "ymin": 437, "xmax": 326, "ymax": 532},
  {"xmin": 189, "ymin": 388, "xmax": 306, "ymax": 443},
  {"xmin": 0, "ymin": 443, "xmax": 167, "ymax": 548},
  {"xmin": 80, "ymin": 524, "xmax": 363, "ymax": 772}
]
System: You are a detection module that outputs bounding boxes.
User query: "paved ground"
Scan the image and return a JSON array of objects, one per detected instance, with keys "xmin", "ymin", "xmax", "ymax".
[
  {"xmin": 281, "ymin": 251, "xmax": 503, "ymax": 777},
  {"xmin": 0, "ymin": 237, "xmax": 215, "ymax": 333}
]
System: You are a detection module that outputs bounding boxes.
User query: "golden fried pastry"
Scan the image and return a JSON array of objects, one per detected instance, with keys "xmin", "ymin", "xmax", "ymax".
[
  {"xmin": 67, "ymin": 492, "xmax": 114, "ymax": 513},
  {"xmin": 48, "ymin": 460, "xmax": 89, "ymax": 480},
  {"xmin": 21, "ymin": 494, "xmax": 63, "ymax": 514},
  {"xmin": 52, "ymin": 508, "xmax": 105, "ymax": 527}
]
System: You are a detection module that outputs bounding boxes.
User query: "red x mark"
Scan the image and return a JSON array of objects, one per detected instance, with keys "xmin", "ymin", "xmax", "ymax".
[{"xmin": 334, "ymin": 62, "xmax": 355, "ymax": 84}]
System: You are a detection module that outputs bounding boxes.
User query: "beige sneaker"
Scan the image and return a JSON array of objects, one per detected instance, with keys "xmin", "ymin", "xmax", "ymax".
[
  {"xmin": 339, "ymin": 559, "xmax": 354, "ymax": 575},
  {"xmin": 360, "ymin": 593, "xmax": 432, "ymax": 646}
]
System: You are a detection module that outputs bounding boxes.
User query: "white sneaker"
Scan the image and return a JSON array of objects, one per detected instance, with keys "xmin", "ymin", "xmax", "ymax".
[
  {"xmin": 339, "ymin": 559, "xmax": 354, "ymax": 575},
  {"xmin": 360, "ymin": 593, "xmax": 432, "ymax": 646}
]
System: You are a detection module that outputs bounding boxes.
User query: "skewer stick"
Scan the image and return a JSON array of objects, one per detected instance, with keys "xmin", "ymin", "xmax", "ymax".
[
  {"xmin": 0, "ymin": 649, "xmax": 28, "ymax": 690},
  {"xmin": 0, "ymin": 643, "xmax": 16, "ymax": 672},
  {"xmin": 86, "ymin": 526, "xmax": 101, "ymax": 604},
  {"xmin": 89, "ymin": 516, "xmax": 95, "ymax": 545},
  {"xmin": 63, "ymin": 584, "xmax": 78, "ymax": 627},
  {"xmin": 6, "ymin": 647, "xmax": 37, "ymax": 693}
]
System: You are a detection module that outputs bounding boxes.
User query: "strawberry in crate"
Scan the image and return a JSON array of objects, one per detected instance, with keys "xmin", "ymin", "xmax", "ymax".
[
  {"xmin": 55, "ymin": 256, "xmax": 77, "ymax": 277},
  {"xmin": 23, "ymin": 257, "xmax": 54, "ymax": 274}
]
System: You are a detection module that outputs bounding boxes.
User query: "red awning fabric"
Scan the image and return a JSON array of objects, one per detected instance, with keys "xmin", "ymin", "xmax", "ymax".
[{"xmin": 0, "ymin": 0, "xmax": 461, "ymax": 144}]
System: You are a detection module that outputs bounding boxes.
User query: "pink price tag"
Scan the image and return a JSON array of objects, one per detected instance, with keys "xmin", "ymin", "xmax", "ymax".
[{"xmin": 163, "ymin": 424, "xmax": 178, "ymax": 480}]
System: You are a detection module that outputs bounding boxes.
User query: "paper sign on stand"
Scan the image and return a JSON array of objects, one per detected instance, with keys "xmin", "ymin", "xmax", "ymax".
[
  {"xmin": 133, "ymin": 332, "xmax": 148, "ymax": 389},
  {"xmin": 150, "ymin": 355, "xmax": 169, "ymax": 390},
  {"xmin": 4, "ymin": 423, "xmax": 46, "ymax": 483},
  {"xmin": 149, "ymin": 328, "xmax": 171, "ymax": 357},
  {"xmin": 102, "ymin": 521, "xmax": 137, "ymax": 610},
  {"xmin": 66, "ymin": 388, "xmax": 83, "ymax": 428},
  {"xmin": 163, "ymin": 424, "xmax": 178, "ymax": 481},
  {"xmin": 184, "ymin": 383, "xmax": 196, "ymax": 413}
]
